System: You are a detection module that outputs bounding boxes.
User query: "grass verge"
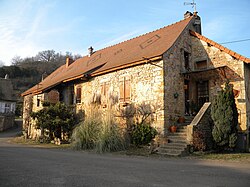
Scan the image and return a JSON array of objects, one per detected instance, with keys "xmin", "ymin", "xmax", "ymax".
[{"xmin": 190, "ymin": 151, "xmax": 250, "ymax": 163}]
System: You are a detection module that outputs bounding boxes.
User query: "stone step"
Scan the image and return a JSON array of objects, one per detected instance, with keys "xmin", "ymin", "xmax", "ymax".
[
  {"xmin": 157, "ymin": 148, "xmax": 187, "ymax": 156},
  {"xmin": 161, "ymin": 142, "xmax": 187, "ymax": 148},
  {"xmin": 177, "ymin": 128, "xmax": 188, "ymax": 133},
  {"xmin": 168, "ymin": 137, "xmax": 187, "ymax": 144},
  {"xmin": 160, "ymin": 144, "xmax": 186, "ymax": 150},
  {"xmin": 168, "ymin": 132, "xmax": 187, "ymax": 137}
]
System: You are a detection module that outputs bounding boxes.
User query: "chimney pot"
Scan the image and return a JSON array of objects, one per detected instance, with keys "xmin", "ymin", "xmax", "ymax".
[{"xmin": 88, "ymin": 46, "xmax": 94, "ymax": 57}]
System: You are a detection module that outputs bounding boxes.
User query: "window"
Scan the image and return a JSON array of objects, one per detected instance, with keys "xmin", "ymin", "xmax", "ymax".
[
  {"xmin": 197, "ymin": 81, "xmax": 209, "ymax": 108},
  {"xmin": 184, "ymin": 51, "xmax": 190, "ymax": 70},
  {"xmin": 76, "ymin": 87, "xmax": 82, "ymax": 103},
  {"xmin": 119, "ymin": 77, "xmax": 131, "ymax": 102},
  {"xmin": 0, "ymin": 102, "xmax": 4, "ymax": 113},
  {"xmin": 5, "ymin": 103, "xmax": 10, "ymax": 113},
  {"xmin": 101, "ymin": 82, "xmax": 110, "ymax": 97},
  {"xmin": 196, "ymin": 60, "xmax": 207, "ymax": 70},
  {"xmin": 37, "ymin": 99, "xmax": 40, "ymax": 107}
]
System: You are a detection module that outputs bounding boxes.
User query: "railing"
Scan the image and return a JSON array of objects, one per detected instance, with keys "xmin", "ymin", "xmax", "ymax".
[{"xmin": 186, "ymin": 102, "xmax": 211, "ymax": 144}]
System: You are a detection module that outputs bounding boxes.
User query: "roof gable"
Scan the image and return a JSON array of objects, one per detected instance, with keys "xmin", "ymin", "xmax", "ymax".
[{"xmin": 190, "ymin": 30, "xmax": 250, "ymax": 63}]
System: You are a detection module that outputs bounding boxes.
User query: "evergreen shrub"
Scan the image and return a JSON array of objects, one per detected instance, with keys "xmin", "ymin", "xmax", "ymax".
[{"xmin": 211, "ymin": 82, "xmax": 238, "ymax": 150}]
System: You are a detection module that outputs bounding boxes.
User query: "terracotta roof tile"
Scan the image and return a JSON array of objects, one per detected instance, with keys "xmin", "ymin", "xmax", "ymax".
[
  {"xmin": 190, "ymin": 30, "xmax": 250, "ymax": 64},
  {"xmin": 22, "ymin": 17, "xmax": 194, "ymax": 96}
]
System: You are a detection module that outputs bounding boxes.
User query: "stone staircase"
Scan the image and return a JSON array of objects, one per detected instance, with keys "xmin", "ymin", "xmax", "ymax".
[{"xmin": 157, "ymin": 116, "xmax": 194, "ymax": 156}]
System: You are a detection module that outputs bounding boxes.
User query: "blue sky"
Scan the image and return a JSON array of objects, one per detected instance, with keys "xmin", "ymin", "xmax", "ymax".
[{"xmin": 0, "ymin": 0, "xmax": 249, "ymax": 66}]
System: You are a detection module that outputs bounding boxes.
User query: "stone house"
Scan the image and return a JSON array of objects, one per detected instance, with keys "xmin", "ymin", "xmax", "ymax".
[
  {"xmin": 22, "ymin": 12, "xmax": 250, "ymax": 153},
  {"xmin": 0, "ymin": 76, "xmax": 16, "ymax": 131}
]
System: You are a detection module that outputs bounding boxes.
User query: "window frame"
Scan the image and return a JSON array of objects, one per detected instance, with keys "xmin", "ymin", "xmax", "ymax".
[{"xmin": 76, "ymin": 86, "xmax": 82, "ymax": 104}]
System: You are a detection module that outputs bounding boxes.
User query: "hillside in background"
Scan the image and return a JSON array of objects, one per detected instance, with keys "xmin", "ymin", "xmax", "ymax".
[{"xmin": 0, "ymin": 50, "xmax": 81, "ymax": 116}]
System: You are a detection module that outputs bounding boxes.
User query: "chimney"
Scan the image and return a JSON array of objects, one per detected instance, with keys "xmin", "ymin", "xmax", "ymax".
[
  {"xmin": 41, "ymin": 72, "xmax": 47, "ymax": 81},
  {"xmin": 193, "ymin": 13, "xmax": 202, "ymax": 34},
  {"xmin": 184, "ymin": 11, "xmax": 193, "ymax": 19},
  {"xmin": 88, "ymin": 46, "xmax": 94, "ymax": 57},
  {"xmin": 66, "ymin": 56, "xmax": 73, "ymax": 68}
]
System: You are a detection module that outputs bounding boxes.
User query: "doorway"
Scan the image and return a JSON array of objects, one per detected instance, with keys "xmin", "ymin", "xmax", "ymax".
[
  {"xmin": 184, "ymin": 79, "xmax": 190, "ymax": 115},
  {"xmin": 197, "ymin": 81, "xmax": 209, "ymax": 109}
]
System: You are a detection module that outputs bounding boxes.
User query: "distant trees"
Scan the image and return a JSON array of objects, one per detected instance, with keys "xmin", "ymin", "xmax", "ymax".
[
  {"xmin": 0, "ymin": 50, "xmax": 82, "ymax": 94},
  {"xmin": 11, "ymin": 56, "xmax": 23, "ymax": 66}
]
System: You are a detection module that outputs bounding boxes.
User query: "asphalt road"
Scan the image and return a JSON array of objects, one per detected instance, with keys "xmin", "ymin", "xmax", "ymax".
[{"xmin": 0, "ymin": 127, "xmax": 249, "ymax": 187}]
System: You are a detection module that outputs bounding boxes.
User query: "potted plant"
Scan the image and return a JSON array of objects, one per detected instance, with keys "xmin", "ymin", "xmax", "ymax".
[
  {"xmin": 169, "ymin": 125, "xmax": 177, "ymax": 133},
  {"xmin": 169, "ymin": 115, "xmax": 178, "ymax": 133},
  {"xmin": 178, "ymin": 116, "xmax": 185, "ymax": 123}
]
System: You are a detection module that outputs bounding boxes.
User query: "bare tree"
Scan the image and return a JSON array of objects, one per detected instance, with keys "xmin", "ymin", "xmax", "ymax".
[
  {"xmin": 11, "ymin": 56, "xmax": 23, "ymax": 66},
  {"xmin": 36, "ymin": 50, "xmax": 57, "ymax": 63}
]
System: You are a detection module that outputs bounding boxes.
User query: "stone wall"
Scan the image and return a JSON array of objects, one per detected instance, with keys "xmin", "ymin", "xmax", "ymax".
[
  {"xmin": 244, "ymin": 63, "xmax": 250, "ymax": 130},
  {"xmin": 0, "ymin": 114, "xmax": 15, "ymax": 131},
  {"xmin": 193, "ymin": 107, "xmax": 214, "ymax": 150},
  {"xmin": 23, "ymin": 95, "xmax": 41, "ymax": 139},
  {"xmin": 74, "ymin": 60, "xmax": 165, "ymax": 134},
  {"xmin": 163, "ymin": 28, "xmax": 193, "ymax": 130},
  {"xmin": 191, "ymin": 36, "xmax": 247, "ymax": 131}
]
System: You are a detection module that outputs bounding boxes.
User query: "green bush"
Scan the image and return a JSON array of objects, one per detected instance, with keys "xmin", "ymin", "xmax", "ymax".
[
  {"xmin": 31, "ymin": 102, "xmax": 76, "ymax": 141},
  {"xmin": 131, "ymin": 123, "xmax": 157, "ymax": 146},
  {"xmin": 211, "ymin": 82, "xmax": 238, "ymax": 150}
]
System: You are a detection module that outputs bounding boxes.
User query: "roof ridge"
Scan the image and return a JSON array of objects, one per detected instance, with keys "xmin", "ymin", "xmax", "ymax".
[
  {"xmin": 92, "ymin": 16, "xmax": 194, "ymax": 53},
  {"xmin": 190, "ymin": 30, "xmax": 250, "ymax": 63}
]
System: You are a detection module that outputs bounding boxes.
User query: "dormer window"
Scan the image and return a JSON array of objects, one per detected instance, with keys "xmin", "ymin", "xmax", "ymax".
[{"xmin": 184, "ymin": 51, "xmax": 190, "ymax": 70}]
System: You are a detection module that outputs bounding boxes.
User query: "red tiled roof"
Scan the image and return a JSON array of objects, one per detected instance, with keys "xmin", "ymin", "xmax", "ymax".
[
  {"xmin": 22, "ymin": 17, "xmax": 194, "ymax": 96},
  {"xmin": 190, "ymin": 30, "xmax": 250, "ymax": 63}
]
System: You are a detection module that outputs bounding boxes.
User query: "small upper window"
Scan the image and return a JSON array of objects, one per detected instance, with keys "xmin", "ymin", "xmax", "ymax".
[
  {"xmin": 196, "ymin": 60, "xmax": 207, "ymax": 70},
  {"xmin": 37, "ymin": 99, "xmax": 40, "ymax": 107},
  {"xmin": 184, "ymin": 51, "xmax": 190, "ymax": 70}
]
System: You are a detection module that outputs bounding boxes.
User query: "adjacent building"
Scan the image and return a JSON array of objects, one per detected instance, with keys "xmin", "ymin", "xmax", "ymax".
[{"xmin": 0, "ymin": 76, "xmax": 16, "ymax": 131}]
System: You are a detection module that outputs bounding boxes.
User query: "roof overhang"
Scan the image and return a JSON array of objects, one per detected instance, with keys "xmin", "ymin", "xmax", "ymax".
[{"xmin": 182, "ymin": 66, "xmax": 243, "ymax": 81}]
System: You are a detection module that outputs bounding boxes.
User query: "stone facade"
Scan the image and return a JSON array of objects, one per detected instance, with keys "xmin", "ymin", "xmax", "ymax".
[
  {"xmin": 0, "ymin": 114, "xmax": 15, "ymax": 131},
  {"xmin": 191, "ymin": 36, "xmax": 248, "ymax": 131},
  {"xmin": 163, "ymin": 29, "xmax": 192, "ymax": 129},
  {"xmin": 74, "ymin": 60, "xmax": 165, "ymax": 134}
]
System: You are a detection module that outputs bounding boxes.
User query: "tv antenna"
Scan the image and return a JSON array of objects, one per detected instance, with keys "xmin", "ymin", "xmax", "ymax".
[{"xmin": 184, "ymin": 0, "xmax": 197, "ymax": 13}]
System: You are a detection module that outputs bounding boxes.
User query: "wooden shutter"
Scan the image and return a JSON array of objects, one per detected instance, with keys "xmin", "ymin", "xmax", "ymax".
[
  {"xmin": 125, "ymin": 79, "xmax": 131, "ymax": 101},
  {"xmin": 119, "ymin": 78, "xmax": 125, "ymax": 102},
  {"xmin": 101, "ymin": 82, "xmax": 110, "ymax": 97}
]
